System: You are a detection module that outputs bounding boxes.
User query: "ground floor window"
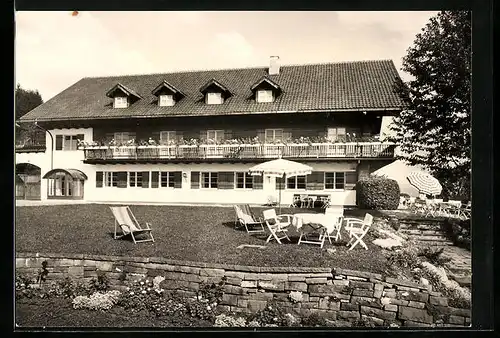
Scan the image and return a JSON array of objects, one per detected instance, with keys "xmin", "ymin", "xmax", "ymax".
[
  {"xmin": 235, "ymin": 172, "xmax": 253, "ymax": 189},
  {"xmin": 201, "ymin": 172, "xmax": 218, "ymax": 189},
  {"xmin": 129, "ymin": 172, "xmax": 143, "ymax": 187},
  {"xmin": 286, "ymin": 175, "xmax": 307, "ymax": 190},
  {"xmin": 160, "ymin": 172, "xmax": 175, "ymax": 187},
  {"xmin": 325, "ymin": 172, "xmax": 345, "ymax": 190},
  {"xmin": 105, "ymin": 172, "xmax": 118, "ymax": 187},
  {"xmin": 47, "ymin": 173, "xmax": 84, "ymax": 199}
]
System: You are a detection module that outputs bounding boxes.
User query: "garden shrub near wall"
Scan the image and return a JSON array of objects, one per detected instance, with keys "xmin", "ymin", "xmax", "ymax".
[
  {"xmin": 356, "ymin": 177, "xmax": 400, "ymax": 210},
  {"xmin": 442, "ymin": 218, "xmax": 470, "ymax": 251}
]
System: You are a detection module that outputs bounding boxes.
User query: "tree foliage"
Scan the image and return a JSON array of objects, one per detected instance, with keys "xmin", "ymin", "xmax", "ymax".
[
  {"xmin": 388, "ymin": 11, "xmax": 471, "ymax": 200},
  {"xmin": 15, "ymin": 84, "xmax": 44, "ymax": 145},
  {"xmin": 15, "ymin": 84, "xmax": 43, "ymax": 120}
]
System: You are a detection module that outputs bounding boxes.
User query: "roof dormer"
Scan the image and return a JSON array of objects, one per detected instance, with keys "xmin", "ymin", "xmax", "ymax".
[
  {"xmin": 106, "ymin": 83, "xmax": 142, "ymax": 108},
  {"xmin": 250, "ymin": 76, "xmax": 281, "ymax": 103},
  {"xmin": 151, "ymin": 81, "xmax": 186, "ymax": 107},
  {"xmin": 199, "ymin": 79, "xmax": 232, "ymax": 105}
]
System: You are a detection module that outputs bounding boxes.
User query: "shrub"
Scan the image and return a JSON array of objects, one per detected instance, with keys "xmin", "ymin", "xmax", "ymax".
[
  {"xmin": 301, "ymin": 312, "xmax": 327, "ymax": 327},
  {"xmin": 356, "ymin": 177, "xmax": 400, "ymax": 210},
  {"xmin": 442, "ymin": 218, "xmax": 470, "ymax": 250},
  {"xmin": 387, "ymin": 245, "xmax": 420, "ymax": 269},
  {"xmin": 417, "ymin": 247, "xmax": 452, "ymax": 267},
  {"xmin": 248, "ymin": 302, "xmax": 288, "ymax": 327}
]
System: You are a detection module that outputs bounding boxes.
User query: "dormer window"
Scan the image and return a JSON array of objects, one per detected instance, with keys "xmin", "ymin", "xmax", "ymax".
[
  {"xmin": 159, "ymin": 94, "xmax": 175, "ymax": 107},
  {"xmin": 106, "ymin": 83, "xmax": 142, "ymax": 109},
  {"xmin": 114, "ymin": 96, "xmax": 128, "ymax": 108},
  {"xmin": 152, "ymin": 81, "xmax": 185, "ymax": 107},
  {"xmin": 257, "ymin": 90, "xmax": 274, "ymax": 103},
  {"xmin": 206, "ymin": 92, "xmax": 223, "ymax": 105},
  {"xmin": 199, "ymin": 79, "xmax": 232, "ymax": 105},
  {"xmin": 251, "ymin": 76, "xmax": 281, "ymax": 103}
]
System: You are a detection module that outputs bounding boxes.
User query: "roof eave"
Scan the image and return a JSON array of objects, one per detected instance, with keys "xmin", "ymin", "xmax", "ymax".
[{"xmin": 19, "ymin": 107, "xmax": 404, "ymax": 123}]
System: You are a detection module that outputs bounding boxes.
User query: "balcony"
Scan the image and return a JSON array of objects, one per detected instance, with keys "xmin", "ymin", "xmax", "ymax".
[
  {"xmin": 82, "ymin": 142, "xmax": 396, "ymax": 163},
  {"xmin": 15, "ymin": 143, "xmax": 46, "ymax": 153}
]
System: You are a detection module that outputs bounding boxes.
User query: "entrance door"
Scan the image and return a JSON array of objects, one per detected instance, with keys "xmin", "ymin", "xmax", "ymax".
[{"xmin": 15, "ymin": 164, "xmax": 41, "ymax": 200}]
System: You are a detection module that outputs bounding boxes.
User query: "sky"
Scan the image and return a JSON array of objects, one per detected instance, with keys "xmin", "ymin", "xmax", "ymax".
[{"xmin": 15, "ymin": 11, "xmax": 438, "ymax": 101}]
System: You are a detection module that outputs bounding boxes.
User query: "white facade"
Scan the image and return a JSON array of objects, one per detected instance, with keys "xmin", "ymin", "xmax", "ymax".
[{"xmin": 16, "ymin": 127, "xmax": 359, "ymax": 205}]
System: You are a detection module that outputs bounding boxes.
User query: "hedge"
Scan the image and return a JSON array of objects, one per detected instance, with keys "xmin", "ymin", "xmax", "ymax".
[{"xmin": 356, "ymin": 177, "xmax": 400, "ymax": 210}]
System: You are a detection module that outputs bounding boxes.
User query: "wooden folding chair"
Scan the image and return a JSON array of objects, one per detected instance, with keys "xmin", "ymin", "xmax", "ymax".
[
  {"xmin": 234, "ymin": 205, "xmax": 265, "ymax": 233},
  {"xmin": 110, "ymin": 206, "xmax": 154, "ymax": 244},
  {"xmin": 262, "ymin": 209, "xmax": 292, "ymax": 244},
  {"xmin": 345, "ymin": 213, "xmax": 373, "ymax": 250}
]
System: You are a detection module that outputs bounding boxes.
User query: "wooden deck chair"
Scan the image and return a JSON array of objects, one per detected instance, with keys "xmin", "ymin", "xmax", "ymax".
[
  {"xmin": 110, "ymin": 206, "xmax": 154, "ymax": 244},
  {"xmin": 324, "ymin": 206, "xmax": 344, "ymax": 243},
  {"xmin": 345, "ymin": 213, "xmax": 373, "ymax": 250},
  {"xmin": 262, "ymin": 209, "xmax": 292, "ymax": 244},
  {"xmin": 233, "ymin": 205, "xmax": 265, "ymax": 233}
]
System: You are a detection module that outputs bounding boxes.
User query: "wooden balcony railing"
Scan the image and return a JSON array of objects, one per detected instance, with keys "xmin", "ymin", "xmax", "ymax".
[
  {"xmin": 82, "ymin": 142, "xmax": 395, "ymax": 161},
  {"xmin": 15, "ymin": 143, "xmax": 46, "ymax": 153}
]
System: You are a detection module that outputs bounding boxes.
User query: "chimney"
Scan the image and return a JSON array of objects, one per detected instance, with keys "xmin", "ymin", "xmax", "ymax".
[{"xmin": 269, "ymin": 56, "xmax": 280, "ymax": 75}]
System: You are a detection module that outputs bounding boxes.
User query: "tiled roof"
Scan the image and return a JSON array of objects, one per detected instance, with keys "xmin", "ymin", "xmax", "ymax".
[{"xmin": 19, "ymin": 60, "xmax": 405, "ymax": 122}]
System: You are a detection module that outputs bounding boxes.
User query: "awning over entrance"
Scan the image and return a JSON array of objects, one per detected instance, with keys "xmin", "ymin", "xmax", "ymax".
[{"xmin": 43, "ymin": 168, "xmax": 88, "ymax": 180}]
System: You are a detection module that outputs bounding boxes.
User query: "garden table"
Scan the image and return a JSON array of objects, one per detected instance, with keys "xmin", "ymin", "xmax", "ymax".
[{"xmin": 292, "ymin": 213, "xmax": 341, "ymax": 248}]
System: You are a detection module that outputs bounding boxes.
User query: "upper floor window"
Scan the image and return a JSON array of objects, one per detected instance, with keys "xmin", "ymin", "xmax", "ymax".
[
  {"xmin": 114, "ymin": 96, "xmax": 128, "ymax": 108},
  {"xmin": 265, "ymin": 129, "xmax": 283, "ymax": 142},
  {"xmin": 207, "ymin": 130, "xmax": 224, "ymax": 143},
  {"xmin": 160, "ymin": 131, "xmax": 176, "ymax": 145},
  {"xmin": 257, "ymin": 90, "xmax": 274, "ymax": 103},
  {"xmin": 114, "ymin": 132, "xmax": 134, "ymax": 145},
  {"xmin": 159, "ymin": 94, "xmax": 175, "ymax": 107},
  {"xmin": 327, "ymin": 127, "xmax": 346, "ymax": 142},
  {"xmin": 206, "ymin": 92, "xmax": 223, "ymax": 105},
  {"xmin": 55, "ymin": 134, "xmax": 84, "ymax": 151}
]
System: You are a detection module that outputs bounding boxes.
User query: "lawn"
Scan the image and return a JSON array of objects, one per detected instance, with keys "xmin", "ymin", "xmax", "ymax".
[{"xmin": 15, "ymin": 204, "xmax": 391, "ymax": 274}]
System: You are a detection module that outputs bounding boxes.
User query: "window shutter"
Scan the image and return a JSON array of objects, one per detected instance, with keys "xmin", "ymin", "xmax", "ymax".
[
  {"xmin": 345, "ymin": 171, "xmax": 357, "ymax": 190},
  {"xmin": 191, "ymin": 171, "xmax": 200, "ymax": 189},
  {"xmin": 253, "ymin": 174, "xmax": 263, "ymax": 190},
  {"xmin": 305, "ymin": 171, "xmax": 324, "ymax": 190},
  {"xmin": 219, "ymin": 172, "xmax": 234, "ymax": 189},
  {"xmin": 141, "ymin": 171, "xmax": 150, "ymax": 188},
  {"xmin": 117, "ymin": 172, "xmax": 127, "ymax": 188},
  {"xmin": 276, "ymin": 176, "xmax": 285, "ymax": 190},
  {"xmin": 199, "ymin": 131, "xmax": 207, "ymax": 143},
  {"xmin": 256, "ymin": 130, "xmax": 265, "ymax": 143},
  {"xmin": 306, "ymin": 171, "xmax": 318, "ymax": 191},
  {"xmin": 96, "ymin": 171, "xmax": 103, "ymax": 188},
  {"xmin": 173, "ymin": 171, "xmax": 182, "ymax": 188},
  {"xmin": 55, "ymin": 135, "xmax": 63, "ymax": 150},
  {"xmin": 151, "ymin": 171, "xmax": 159, "ymax": 188}
]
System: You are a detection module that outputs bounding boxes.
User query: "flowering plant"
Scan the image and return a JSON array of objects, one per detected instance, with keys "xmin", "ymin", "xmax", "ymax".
[{"xmin": 72, "ymin": 290, "xmax": 121, "ymax": 311}]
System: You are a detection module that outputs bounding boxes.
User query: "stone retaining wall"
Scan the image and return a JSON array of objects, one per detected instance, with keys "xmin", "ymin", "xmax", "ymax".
[{"xmin": 15, "ymin": 252, "xmax": 470, "ymax": 327}]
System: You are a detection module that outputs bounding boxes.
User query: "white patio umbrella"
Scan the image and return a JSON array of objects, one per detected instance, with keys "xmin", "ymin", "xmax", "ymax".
[
  {"xmin": 406, "ymin": 171, "xmax": 443, "ymax": 197},
  {"xmin": 248, "ymin": 158, "xmax": 313, "ymax": 213}
]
